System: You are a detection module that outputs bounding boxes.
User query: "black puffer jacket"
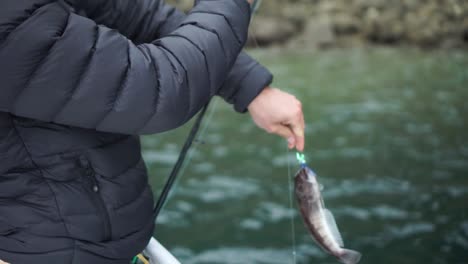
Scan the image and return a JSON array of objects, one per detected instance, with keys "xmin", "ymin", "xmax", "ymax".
[{"xmin": 0, "ymin": 0, "xmax": 272, "ymax": 263}]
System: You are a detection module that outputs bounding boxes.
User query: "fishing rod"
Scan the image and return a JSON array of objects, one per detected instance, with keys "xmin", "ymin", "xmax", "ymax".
[{"xmin": 152, "ymin": 102, "xmax": 209, "ymax": 218}]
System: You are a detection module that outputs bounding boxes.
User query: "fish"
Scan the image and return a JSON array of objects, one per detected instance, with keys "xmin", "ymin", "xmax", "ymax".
[{"xmin": 295, "ymin": 166, "xmax": 362, "ymax": 264}]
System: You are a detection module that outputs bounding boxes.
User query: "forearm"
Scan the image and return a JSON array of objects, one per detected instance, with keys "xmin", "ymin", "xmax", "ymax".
[{"xmin": 1, "ymin": 0, "xmax": 252, "ymax": 134}]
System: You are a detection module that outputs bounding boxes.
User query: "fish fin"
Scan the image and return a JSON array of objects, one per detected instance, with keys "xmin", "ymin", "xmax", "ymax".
[
  {"xmin": 338, "ymin": 249, "xmax": 362, "ymax": 264},
  {"xmin": 324, "ymin": 209, "xmax": 344, "ymax": 247}
]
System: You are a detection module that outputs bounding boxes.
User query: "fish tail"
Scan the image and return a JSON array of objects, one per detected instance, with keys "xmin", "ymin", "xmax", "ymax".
[{"xmin": 338, "ymin": 249, "xmax": 362, "ymax": 264}]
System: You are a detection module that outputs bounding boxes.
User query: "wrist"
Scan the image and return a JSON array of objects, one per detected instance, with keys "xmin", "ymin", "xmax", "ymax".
[
  {"xmin": 233, "ymin": 65, "xmax": 273, "ymax": 113},
  {"xmin": 248, "ymin": 86, "xmax": 272, "ymax": 111}
]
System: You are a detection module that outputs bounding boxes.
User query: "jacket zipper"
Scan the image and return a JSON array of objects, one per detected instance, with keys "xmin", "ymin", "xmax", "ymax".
[{"xmin": 83, "ymin": 161, "xmax": 112, "ymax": 241}]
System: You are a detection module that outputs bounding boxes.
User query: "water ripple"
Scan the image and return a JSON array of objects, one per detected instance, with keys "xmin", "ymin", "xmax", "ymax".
[
  {"xmin": 157, "ymin": 210, "xmax": 191, "ymax": 227},
  {"xmin": 335, "ymin": 205, "xmax": 412, "ymax": 220},
  {"xmin": 181, "ymin": 176, "xmax": 260, "ymax": 203},
  {"xmin": 444, "ymin": 221, "xmax": 468, "ymax": 249},
  {"xmin": 239, "ymin": 218, "xmax": 264, "ymax": 230},
  {"xmin": 324, "ymin": 178, "xmax": 412, "ymax": 199},
  {"xmin": 143, "ymin": 150, "xmax": 179, "ymax": 165},
  {"xmin": 387, "ymin": 222, "xmax": 435, "ymax": 239},
  {"xmin": 254, "ymin": 202, "xmax": 295, "ymax": 223},
  {"xmin": 361, "ymin": 222, "xmax": 435, "ymax": 246},
  {"xmin": 184, "ymin": 247, "xmax": 305, "ymax": 264}
]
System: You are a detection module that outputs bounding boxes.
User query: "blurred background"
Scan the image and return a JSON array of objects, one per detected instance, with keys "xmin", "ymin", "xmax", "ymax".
[{"xmin": 144, "ymin": 1, "xmax": 468, "ymax": 263}]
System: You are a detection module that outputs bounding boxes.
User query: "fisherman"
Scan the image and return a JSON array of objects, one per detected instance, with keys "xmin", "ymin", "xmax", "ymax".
[{"xmin": 0, "ymin": 0, "xmax": 305, "ymax": 263}]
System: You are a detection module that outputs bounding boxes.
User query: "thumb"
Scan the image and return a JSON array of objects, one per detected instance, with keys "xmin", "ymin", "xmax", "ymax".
[{"xmin": 269, "ymin": 125, "xmax": 295, "ymax": 149}]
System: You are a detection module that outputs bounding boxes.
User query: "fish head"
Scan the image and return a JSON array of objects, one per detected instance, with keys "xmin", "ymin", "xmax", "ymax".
[
  {"xmin": 295, "ymin": 166, "xmax": 317, "ymax": 183},
  {"xmin": 294, "ymin": 166, "xmax": 317, "ymax": 199}
]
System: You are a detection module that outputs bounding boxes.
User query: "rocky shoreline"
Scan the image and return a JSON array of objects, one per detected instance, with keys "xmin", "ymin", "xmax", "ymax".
[{"xmin": 168, "ymin": 0, "xmax": 468, "ymax": 49}]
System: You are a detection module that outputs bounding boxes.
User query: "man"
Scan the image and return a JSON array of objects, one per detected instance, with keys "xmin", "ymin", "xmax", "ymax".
[{"xmin": 0, "ymin": 0, "xmax": 304, "ymax": 263}]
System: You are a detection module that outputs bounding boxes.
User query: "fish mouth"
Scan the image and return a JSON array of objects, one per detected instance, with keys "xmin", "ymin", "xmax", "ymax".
[
  {"xmin": 294, "ymin": 167, "xmax": 309, "ymax": 179},
  {"xmin": 295, "ymin": 166, "xmax": 318, "ymax": 182}
]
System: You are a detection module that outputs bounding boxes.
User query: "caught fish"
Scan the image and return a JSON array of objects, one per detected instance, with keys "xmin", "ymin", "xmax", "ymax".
[{"xmin": 295, "ymin": 166, "xmax": 362, "ymax": 264}]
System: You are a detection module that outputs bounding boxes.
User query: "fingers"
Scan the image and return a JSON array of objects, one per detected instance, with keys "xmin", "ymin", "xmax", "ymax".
[
  {"xmin": 290, "ymin": 122, "xmax": 305, "ymax": 152},
  {"xmin": 249, "ymin": 86, "xmax": 306, "ymax": 152},
  {"xmin": 271, "ymin": 99, "xmax": 305, "ymax": 152},
  {"xmin": 288, "ymin": 100, "xmax": 305, "ymax": 152},
  {"xmin": 298, "ymin": 108, "xmax": 306, "ymax": 151}
]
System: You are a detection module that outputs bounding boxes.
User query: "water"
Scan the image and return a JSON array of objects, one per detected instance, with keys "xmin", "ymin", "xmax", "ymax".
[{"xmin": 142, "ymin": 47, "xmax": 468, "ymax": 264}]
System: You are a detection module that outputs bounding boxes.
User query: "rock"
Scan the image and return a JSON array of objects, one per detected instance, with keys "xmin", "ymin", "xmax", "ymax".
[
  {"xmin": 401, "ymin": 0, "xmax": 421, "ymax": 11},
  {"xmin": 405, "ymin": 4, "xmax": 446, "ymax": 46},
  {"xmin": 287, "ymin": 16, "xmax": 336, "ymax": 49},
  {"xmin": 463, "ymin": 18, "xmax": 468, "ymax": 42},
  {"xmin": 363, "ymin": 7, "xmax": 405, "ymax": 44},
  {"xmin": 354, "ymin": 0, "xmax": 388, "ymax": 10},
  {"xmin": 166, "ymin": 0, "xmax": 193, "ymax": 12},
  {"xmin": 166, "ymin": 0, "xmax": 468, "ymax": 49},
  {"xmin": 318, "ymin": 1, "xmax": 344, "ymax": 14},
  {"xmin": 248, "ymin": 16, "xmax": 298, "ymax": 46},
  {"xmin": 333, "ymin": 13, "xmax": 360, "ymax": 35}
]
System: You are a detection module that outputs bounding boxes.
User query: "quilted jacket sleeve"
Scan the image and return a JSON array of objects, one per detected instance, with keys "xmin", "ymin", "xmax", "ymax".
[
  {"xmin": 71, "ymin": 0, "xmax": 273, "ymax": 113},
  {"xmin": 0, "ymin": 0, "xmax": 251, "ymax": 134}
]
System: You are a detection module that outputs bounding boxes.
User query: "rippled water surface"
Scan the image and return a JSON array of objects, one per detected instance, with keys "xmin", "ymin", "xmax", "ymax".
[{"xmin": 143, "ymin": 48, "xmax": 468, "ymax": 264}]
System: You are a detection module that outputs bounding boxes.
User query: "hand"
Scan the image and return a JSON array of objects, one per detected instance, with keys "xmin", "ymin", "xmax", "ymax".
[
  {"xmin": 248, "ymin": 87, "xmax": 305, "ymax": 151},
  {"xmin": 246, "ymin": 0, "xmax": 255, "ymax": 4}
]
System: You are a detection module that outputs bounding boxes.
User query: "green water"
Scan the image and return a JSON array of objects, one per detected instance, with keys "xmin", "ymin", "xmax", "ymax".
[{"xmin": 142, "ymin": 47, "xmax": 468, "ymax": 264}]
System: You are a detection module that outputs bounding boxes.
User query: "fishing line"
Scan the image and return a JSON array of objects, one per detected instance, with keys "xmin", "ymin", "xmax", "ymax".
[
  {"xmin": 248, "ymin": 1, "xmax": 299, "ymax": 261},
  {"xmin": 287, "ymin": 148, "xmax": 298, "ymax": 264}
]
